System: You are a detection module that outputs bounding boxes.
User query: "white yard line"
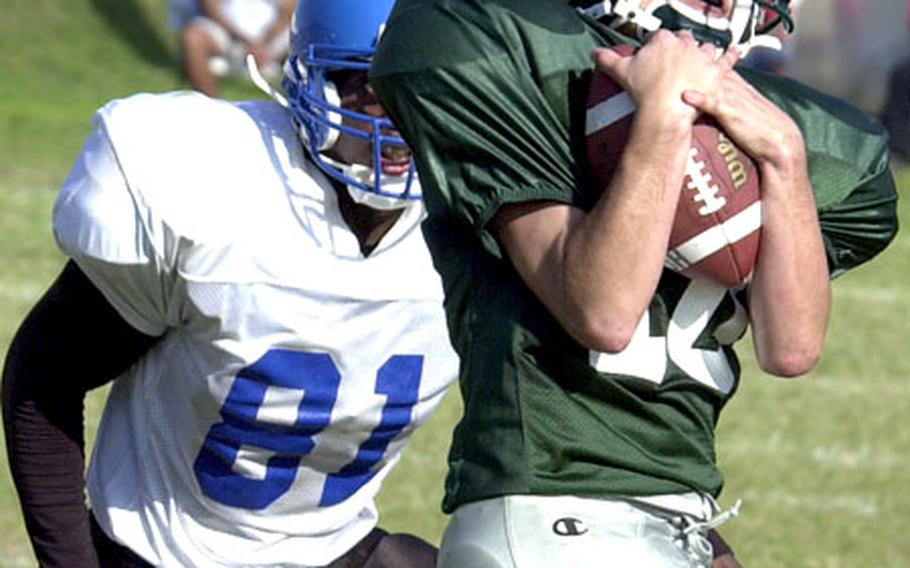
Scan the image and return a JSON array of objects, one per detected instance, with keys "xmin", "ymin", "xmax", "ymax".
[
  {"xmin": 834, "ymin": 286, "xmax": 906, "ymax": 304},
  {"xmin": 720, "ymin": 431, "xmax": 906, "ymax": 469},
  {"xmin": 796, "ymin": 374, "xmax": 910, "ymax": 396},
  {"xmin": 0, "ymin": 281, "xmax": 44, "ymax": 303},
  {"xmin": 735, "ymin": 489, "xmax": 881, "ymax": 517}
]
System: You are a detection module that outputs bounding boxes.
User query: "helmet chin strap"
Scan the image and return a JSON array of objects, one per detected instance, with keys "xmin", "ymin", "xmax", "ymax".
[
  {"xmin": 321, "ymin": 156, "xmax": 420, "ymax": 211},
  {"xmin": 247, "ymin": 54, "xmax": 288, "ymax": 107}
]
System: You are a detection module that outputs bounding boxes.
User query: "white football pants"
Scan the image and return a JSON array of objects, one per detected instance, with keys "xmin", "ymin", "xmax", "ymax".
[{"xmin": 438, "ymin": 494, "xmax": 720, "ymax": 568}]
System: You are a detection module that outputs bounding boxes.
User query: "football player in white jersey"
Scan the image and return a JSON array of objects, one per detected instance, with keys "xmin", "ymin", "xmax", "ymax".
[{"xmin": 1, "ymin": 1, "xmax": 457, "ymax": 567}]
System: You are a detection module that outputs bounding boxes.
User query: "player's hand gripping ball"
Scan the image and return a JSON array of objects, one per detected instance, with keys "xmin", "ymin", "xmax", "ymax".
[{"xmin": 585, "ymin": 46, "xmax": 762, "ymax": 288}]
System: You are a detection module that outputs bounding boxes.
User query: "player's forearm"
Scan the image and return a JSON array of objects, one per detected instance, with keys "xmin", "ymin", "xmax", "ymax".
[
  {"xmin": 557, "ymin": 112, "xmax": 692, "ymax": 351},
  {"xmin": 748, "ymin": 148, "xmax": 830, "ymax": 377},
  {"xmin": 497, "ymin": 113, "xmax": 690, "ymax": 352},
  {"xmin": 2, "ymin": 344, "xmax": 99, "ymax": 567},
  {"xmin": 1, "ymin": 262, "xmax": 160, "ymax": 566}
]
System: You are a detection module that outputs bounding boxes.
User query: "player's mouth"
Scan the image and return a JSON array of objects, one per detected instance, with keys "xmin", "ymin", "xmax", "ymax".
[
  {"xmin": 380, "ymin": 145, "xmax": 412, "ymax": 176},
  {"xmin": 677, "ymin": 0, "xmax": 729, "ymax": 20}
]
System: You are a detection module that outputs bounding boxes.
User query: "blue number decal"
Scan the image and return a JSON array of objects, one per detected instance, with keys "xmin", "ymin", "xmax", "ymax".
[
  {"xmin": 193, "ymin": 350, "xmax": 423, "ymax": 510},
  {"xmin": 193, "ymin": 350, "xmax": 341, "ymax": 509},
  {"xmin": 320, "ymin": 355, "xmax": 423, "ymax": 506}
]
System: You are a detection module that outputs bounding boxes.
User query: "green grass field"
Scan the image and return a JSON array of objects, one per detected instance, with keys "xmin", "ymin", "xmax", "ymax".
[{"xmin": 0, "ymin": 1, "xmax": 907, "ymax": 566}]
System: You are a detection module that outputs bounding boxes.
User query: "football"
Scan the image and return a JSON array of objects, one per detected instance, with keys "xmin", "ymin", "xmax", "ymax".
[{"xmin": 585, "ymin": 46, "xmax": 762, "ymax": 288}]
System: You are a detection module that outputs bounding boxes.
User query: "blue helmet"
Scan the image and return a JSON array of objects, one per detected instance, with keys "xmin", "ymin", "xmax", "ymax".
[{"xmin": 282, "ymin": 0, "xmax": 418, "ymax": 208}]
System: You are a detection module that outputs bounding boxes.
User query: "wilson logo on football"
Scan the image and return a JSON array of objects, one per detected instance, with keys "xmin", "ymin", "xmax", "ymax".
[{"xmin": 717, "ymin": 132, "xmax": 750, "ymax": 190}]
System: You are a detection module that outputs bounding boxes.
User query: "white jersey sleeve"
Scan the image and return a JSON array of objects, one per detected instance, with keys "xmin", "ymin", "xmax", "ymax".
[{"xmin": 53, "ymin": 113, "xmax": 174, "ymax": 336}]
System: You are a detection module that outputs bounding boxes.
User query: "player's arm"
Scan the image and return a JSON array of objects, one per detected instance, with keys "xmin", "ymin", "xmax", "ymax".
[
  {"xmin": 491, "ymin": 31, "xmax": 737, "ymax": 353},
  {"xmin": 708, "ymin": 529, "xmax": 743, "ymax": 568},
  {"xmin": 2, "ymin": 260, "xmax": 161, "ymax": 568},
  {"xmin": 684, "ymin": 68, "xmax": 830, "ymax": 377}
]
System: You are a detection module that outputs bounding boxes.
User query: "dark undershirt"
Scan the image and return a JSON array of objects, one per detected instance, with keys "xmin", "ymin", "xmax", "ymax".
[{"xmin": 2, "ymin": 260, "xmax": 159, "ymax": 567}]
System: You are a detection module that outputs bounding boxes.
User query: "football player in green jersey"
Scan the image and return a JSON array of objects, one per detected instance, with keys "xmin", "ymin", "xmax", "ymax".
[{"xmin": 371, "ymin": 0, "xmax": 899, "ymax": 566}]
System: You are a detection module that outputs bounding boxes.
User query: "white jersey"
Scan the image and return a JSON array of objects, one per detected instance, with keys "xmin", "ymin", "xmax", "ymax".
[{"xmin": 52, "ymin": 92, "xmax": 458, "ymax": 567}]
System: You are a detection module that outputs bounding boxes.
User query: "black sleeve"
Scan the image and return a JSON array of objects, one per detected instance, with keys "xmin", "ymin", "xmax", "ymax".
[{"xmin": 2, "ymin": 260, "xmax": 161, "ymax": 568}]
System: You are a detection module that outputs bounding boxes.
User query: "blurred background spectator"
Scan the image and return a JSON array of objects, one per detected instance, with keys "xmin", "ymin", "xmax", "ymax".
[
  {"xmin": 752, "ymin": 0, "xmax": 910, "ymax": 163},
  {"xmin": 787, "ymin": 0, "xmax": 909, "ymax": 117},
  {"xmin": 168, "ymin": 0, "xmax": 200, "ymax": 31},
  {"xmin": 159, "ymin": 1, "xmax": 910, "ymax": 156},
  {"xmin": 880, "ymin": 0, "xmax": 910, "ymax": 163},
  {"xmin": 170, "ymin": 0, "xmax": 294, "ymax": 97}
]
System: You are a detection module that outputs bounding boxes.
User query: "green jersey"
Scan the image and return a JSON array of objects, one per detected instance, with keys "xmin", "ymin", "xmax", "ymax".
[{"xmin": 372, "ymin": 0, "xmax": 898, "ymax": 513}]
